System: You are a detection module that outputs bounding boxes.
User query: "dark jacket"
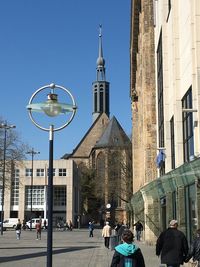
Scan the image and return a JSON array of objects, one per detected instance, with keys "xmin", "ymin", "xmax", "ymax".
[
  {"xmin": 185, "ymin": 236, "xmax": 200, "ymax": 262},
  {"xmin": 110, "ymin": 242, "xmax": 145, "ymax": 267},
  {"xmin": 156, "ymin": 227, "xmax": 189, "ymax": 265},
  {"xmin": 15, "ymin": 222, "xmax": 22, "ymax": 231},
  {"xmin": 134, "ymin": 222, "xmax": 143, "ymax": 231}
]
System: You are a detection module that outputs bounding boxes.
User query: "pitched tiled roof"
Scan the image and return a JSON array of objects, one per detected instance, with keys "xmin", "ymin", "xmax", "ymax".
[{"xmin": 94, "ymin": 116, "xmax": 131, "ymax": 148}]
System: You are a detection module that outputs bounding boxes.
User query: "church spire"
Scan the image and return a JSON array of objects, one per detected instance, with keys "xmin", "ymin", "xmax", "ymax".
[
  {"xmin": 96, "ymin": 25, "xmax": 106, "ymax": 81},
  {"xmin": 92, "ymin": 25, "xmax": 110, "ymax": 122}
]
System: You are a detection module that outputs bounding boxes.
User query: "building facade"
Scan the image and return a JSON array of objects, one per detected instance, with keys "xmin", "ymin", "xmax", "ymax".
[
  {"xmin": 1, "ymin": 159, "xmax": 79, "ymax": 226},
  {"xmin": 130, "ymin": 0, "xmax": 200, "ymax": 245}
]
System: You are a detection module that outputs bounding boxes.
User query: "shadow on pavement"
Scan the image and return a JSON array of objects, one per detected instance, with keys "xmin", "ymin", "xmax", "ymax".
[{"xmin": 0, "ymin": 246, "xmax": 98, "ymax": 263}]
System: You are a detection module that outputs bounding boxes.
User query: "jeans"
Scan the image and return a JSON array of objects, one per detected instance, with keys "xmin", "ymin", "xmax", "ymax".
[
  {"xmin": 89, "ymin": 229, "xmax": 93, "ymax": 237},
  {"xmin": 104, "ymin": 237, "xmax": 110, "ymax": 248},
  {"xmin": 136, "ymin": 230, "xmax": 141, "ymax": 241}
]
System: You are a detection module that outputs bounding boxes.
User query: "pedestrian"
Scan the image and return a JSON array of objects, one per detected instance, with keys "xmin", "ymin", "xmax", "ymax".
[
  {"xmin": 110, "ymin": 229, "xmax": 145, "ymax": 267},
  {"xmin": 117, "ymin": 221, "xmax": 128, "ymax": 243},
  {"xmin": 22, "ymin": 219, "xmax": 26, "ymax": 230},
  {"xmin": 102, "ymin": 221, "xmax": 112, "ymax": 248},
  {"xmin": 15, "ymin": 219, "xmax": 22, "ymax": 240},
  {"xmin": 35, "ymin": 219, "xmax": 42, "ymax": 240},
  {"xmin": 133, "ymin": 220, "xmax": 143, "ymax": 241},
  {"xmin": 69, "ymin": 220, "xmax": 73, "ymax": 231},
  {"xmin": 185, "ymin": 229, "xmax": 200, "ymax": 266},
  {"xmin": 156, "ymin": 219, "xmax": 189, "ymax": 267},
  {"xmin": 43, "ymin": 219, "xmax": 47, "ymax": 230},
  {"xmin": 89, "ymin": 221, "xmax": 94, "ymax": 237}
]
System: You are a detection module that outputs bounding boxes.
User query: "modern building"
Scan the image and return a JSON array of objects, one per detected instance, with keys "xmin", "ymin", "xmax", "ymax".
[
  {"xmin": 1, "ymin": 159, "xmax": 79, "ymax": 226},
  {"xmin": 130, "ymin": 0, "xmax": 200, "ymax": 245}
]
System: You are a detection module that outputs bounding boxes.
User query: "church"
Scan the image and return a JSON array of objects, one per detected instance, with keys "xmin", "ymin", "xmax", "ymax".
[{"xmin": 63, "ymin": 26, "xmax": 132, "ymax": 225}]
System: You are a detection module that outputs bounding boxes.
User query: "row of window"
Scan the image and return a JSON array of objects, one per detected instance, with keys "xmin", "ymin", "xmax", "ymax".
[
  {"xmin": 25, "ymin": 186, "xmax": 66, "ymax": 206},
  {"xmin": 157, "ymin": 33, "xmax": 194, "ymax": 174},
  {"xmin": 25, "ymin": 168, "xmax": 67, "ymax": 177},
  {"xmin": 0, "ymin": 185, "xmax": 67, "ymax": 207}
]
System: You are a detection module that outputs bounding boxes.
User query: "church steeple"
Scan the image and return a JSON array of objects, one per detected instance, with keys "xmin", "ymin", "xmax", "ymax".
[
  {"xmin": 92, "ymin": 25, "xmax": 110, "ymax": 122},
  {"xmin": 96, "ymin": 25, "xmax": 106, "ymax": 81}
]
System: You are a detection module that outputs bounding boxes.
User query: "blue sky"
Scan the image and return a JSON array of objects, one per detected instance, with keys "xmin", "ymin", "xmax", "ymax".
[{"xmin": 0, "ymin": 1, "xmax": 132, "ymax": 160}]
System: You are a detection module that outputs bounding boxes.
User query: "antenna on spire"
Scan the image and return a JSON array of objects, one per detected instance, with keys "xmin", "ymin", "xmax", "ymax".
[{"xmin": 99, "ymin": 24, "xmax": 102, "ymax": 37}]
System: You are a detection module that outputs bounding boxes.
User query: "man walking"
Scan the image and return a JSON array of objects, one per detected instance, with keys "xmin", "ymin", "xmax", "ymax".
[
  {"xmin": 88, "ymin": 221, "xmax": 94, "ymax": 237},
  {"xmin": 102, "ymin": 221, "xmax": 112, "ymax": 249},
  {"xmin": 35, "ymin": 219, "xmax": 42, "ymax": 240},
  {"xmin": 156, "ymin": 219, "xmax": 188, "ymax": 267},
  {"xmin": 133, "ymin": 220, "xmax": 143, "ymax": 241}
]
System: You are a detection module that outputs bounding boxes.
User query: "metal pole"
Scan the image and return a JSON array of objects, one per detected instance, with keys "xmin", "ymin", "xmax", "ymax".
[
  {"xmin": 30, "ymin": 151, "xmax": 33, "ymax": 231},
  {"xmin": 26, "ymin": 148, "xmax": 40, "ymax": 230},
  {"xmin": 47, "ymin": 125, "xmax": 54, "ymax": 267},
  {"xmin": 1, "ymin": 128, "xmax": 6, "ymax": 235}
]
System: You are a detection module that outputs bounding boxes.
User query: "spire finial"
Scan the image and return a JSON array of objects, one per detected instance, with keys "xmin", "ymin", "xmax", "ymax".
[
  {"xmin": 99, "ymin": 24, "xmax": 102, "ymax": 37},
  {"xmin": 97, "ymin": 24, "xmax": 105, "ymax": 69}
]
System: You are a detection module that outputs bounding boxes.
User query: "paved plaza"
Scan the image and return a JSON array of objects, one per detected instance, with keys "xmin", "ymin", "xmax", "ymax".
[{"xmin": 0, "ymin": 228, "xmax": 161, "ymax": 267}]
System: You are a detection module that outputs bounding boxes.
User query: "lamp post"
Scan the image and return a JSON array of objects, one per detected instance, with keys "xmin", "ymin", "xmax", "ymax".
[
  {"xmin": 26, "ymin": 83, "xmax": 77, "ymax": 267},
  {"xmin": 26, "ymin": 148, "xmax": 40, "ymax": 230},
  {"xmin": 0, "ymin": 122, "xmax": 16, "ymax": 235}
]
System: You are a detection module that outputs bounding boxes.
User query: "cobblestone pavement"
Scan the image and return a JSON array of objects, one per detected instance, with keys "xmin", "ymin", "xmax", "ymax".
[{"xmin": 0, "ymin": 228, "xmax": 168, "ymax": 267}]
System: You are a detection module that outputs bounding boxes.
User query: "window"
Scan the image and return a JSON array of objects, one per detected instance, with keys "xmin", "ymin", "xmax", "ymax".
[
  {"xmin": 11, "ymin": 169, "xmax": 20, "ymax": 206},
  {"xmin": 185, "ymin": 184, "xmax": 197, "ymax": 244},
  {"xmin": 170, "ymin": 116, "xmax": 175, "ymax": 169},
  {"xmin": 53, "ymin": 186, "xmax": 66, "ymax": 206},
  {"xmin": 94, "ymin": 89, "xmax": 97, "ymax": 113},
  {"xmin": 157, "ymin": 31, "xmax": 165, "ymax": 175},
  {"xmin": 25, "ymin": 168, "xmax": 32, "ymax": 177},
  {"xmin": 182, "ymin": 87, "xmax": 194, "ymax": 162},
  {"xmin": 97, "ymin": 152, "xmax": 105, "ymax": 200},
  {"xmin": 36, "ymin": 168, "xmax": 44, "ymax": 177},
  {"xmin": 25, "ymin": 186, "xmax": 45, "ymax": 207},
  {"xmin": 100, "ymin": 88, "xmax": 104, "ymax": 112},
  {"xmin": 59, "ymin": 169, "xmax": 67, "ymax": 176}
]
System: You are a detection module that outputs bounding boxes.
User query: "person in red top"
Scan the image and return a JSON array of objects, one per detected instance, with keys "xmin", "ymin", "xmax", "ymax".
[{"xmin": 35, "ymin": 220, "xmax": 42, "ymax": 240}]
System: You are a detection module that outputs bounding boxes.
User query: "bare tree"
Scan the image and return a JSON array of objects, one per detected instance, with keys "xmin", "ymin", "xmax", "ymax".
[{"xmin": 0, "ymin": 118, "xmax": 29, "ymax": 188}]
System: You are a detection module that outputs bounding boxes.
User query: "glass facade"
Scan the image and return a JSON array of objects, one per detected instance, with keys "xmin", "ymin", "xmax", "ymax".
[
  {"xmin": 53, "ymin": 186, "xmax": 66, "ymax": 206},
  {"xmin": 25, "ymin": 186, "xmax": 45, "ymax": 207},
  {"xmin": 11, "ymin": 169, "xmax": 20, "ymax": 206}
]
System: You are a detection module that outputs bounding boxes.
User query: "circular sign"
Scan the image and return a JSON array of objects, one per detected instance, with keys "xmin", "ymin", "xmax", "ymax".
[{"xmin": 106, "ymin": 203, "xmax": 111, "ymax": 209}]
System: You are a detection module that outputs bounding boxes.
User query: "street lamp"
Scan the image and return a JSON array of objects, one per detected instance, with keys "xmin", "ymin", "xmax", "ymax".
[
  {"xmin": 0, "ymin": 122, "xmax": 16, "ymax": 235},
  {"xmin": 26, "ymin": 83, "xmax": 77, "ymax": 267},
  {"xmin": 26, "ymin": 148, "xmax": 40, "ymax": 230}
]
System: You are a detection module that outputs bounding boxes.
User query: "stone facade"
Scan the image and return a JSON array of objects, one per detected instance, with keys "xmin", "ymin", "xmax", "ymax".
[{"xmin": 130, "ymin": 0, "xmax": 157, "ymax": 194}]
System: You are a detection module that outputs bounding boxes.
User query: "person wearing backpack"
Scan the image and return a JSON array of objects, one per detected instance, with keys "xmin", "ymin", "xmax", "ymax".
[{"xmin": 110, "ymin": 229, "xmax": 145, "ymax": 267}]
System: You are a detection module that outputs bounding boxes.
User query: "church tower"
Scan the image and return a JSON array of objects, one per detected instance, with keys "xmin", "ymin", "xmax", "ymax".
[{"xmin": 92, "ymin": 25, "xmax": 110, "ymax": 122}]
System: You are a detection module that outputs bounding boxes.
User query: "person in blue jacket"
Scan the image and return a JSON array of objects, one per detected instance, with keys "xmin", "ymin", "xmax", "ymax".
[{"xmin": 110, "ymin": 229, "xmax": 145, "ymax": 267}]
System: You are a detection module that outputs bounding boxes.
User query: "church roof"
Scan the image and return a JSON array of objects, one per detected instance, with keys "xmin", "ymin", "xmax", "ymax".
[{"xmin": 94, "ymin": 116, "xmax": 131, "ymax": 148}]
